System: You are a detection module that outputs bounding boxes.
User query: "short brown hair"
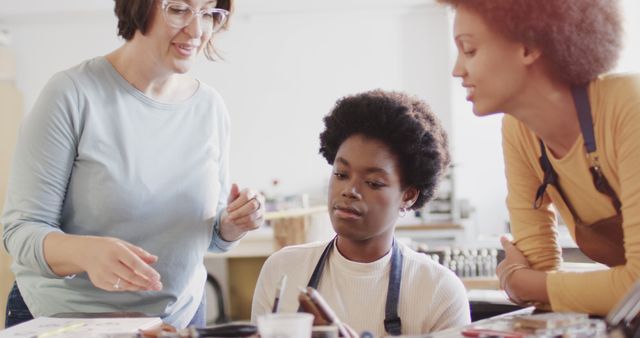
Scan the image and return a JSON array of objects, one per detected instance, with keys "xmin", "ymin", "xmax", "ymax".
[
  {"xmin": 113, "ymin": 0, "xmax": 234, "ymax": 61},
  {"xmin": 437, "ymin": 0, "xmax": 623, "ymax": 85}
]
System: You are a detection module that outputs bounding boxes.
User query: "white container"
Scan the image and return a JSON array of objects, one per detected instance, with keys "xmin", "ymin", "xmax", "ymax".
[{"xmin": 257, "ymin": 313, "xmax": 314, "ymax": 338}]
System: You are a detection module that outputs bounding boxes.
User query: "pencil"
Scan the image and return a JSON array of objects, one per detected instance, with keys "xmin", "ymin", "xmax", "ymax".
[
  {"xmin": 35, "ymin": 322, "xmax": 86, "ymax": 338},
  {"xmin": 271, "ymin": 274, "xmax": 287, "ymax": 313}
]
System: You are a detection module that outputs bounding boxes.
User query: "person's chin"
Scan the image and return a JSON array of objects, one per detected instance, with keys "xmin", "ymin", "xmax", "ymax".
[
  {"xmin": 331, "ymin": 218, "xmax": 363, "ymax": 236},
  {"xmin": 172, "ymin": 61, "xmax": 193, "ymax": 74},
  {"xmin": 168, "ymin": 53, "xmax": 195, "ymax": 72},
  {"xmin": 472, "ymin": 109, "xmax": 488, "ymax": 117},
  {"xmin": 331, "ymin": 216, "xmax": 355, "ymax": 229},
  {"xmin": 334, "ymin": 229, "xmax": 366, "ymax": 242},
  {"xmin": 472, "ymin": 105, "xmax": 502, "ymax": 117}
]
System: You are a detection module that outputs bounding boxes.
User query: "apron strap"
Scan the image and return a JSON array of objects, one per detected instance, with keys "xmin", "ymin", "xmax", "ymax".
[{"xmin": 384, "ymin": 240, "xmax": 403, "ymax": 336}]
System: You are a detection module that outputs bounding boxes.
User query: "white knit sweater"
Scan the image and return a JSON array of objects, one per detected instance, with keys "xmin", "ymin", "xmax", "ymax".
[{"xmin": 251, "ymin": 240, "xmax": 470, "ymax": 337}]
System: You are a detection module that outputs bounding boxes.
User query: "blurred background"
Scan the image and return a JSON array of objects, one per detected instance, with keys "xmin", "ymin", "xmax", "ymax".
[{"xmin": 1, "ymin": 0, "xmax": 639, "ymax": 325}]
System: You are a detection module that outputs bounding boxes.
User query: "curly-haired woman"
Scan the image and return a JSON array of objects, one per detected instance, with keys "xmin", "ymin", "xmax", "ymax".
[
  {"xmin": 251, "ymin": 90, "xmax": 470, "ymax": 337},
  {"xmin": 438, "ymin": 0, "xmax": 639, "ymax": 314}
]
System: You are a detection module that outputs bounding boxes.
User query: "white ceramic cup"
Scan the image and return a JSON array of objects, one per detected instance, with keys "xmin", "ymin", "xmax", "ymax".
[{"xmin": 257, "ymin": 313, "xmax": 314, "ymax": 338}]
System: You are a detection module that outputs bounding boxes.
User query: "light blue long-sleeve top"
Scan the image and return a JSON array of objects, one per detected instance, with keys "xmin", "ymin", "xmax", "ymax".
[{"xmin": 1, "ymin": 56, "xmax": 236, "ymax": 328}]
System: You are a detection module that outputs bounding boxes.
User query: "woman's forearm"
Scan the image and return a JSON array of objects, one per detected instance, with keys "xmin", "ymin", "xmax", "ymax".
[
  {"xmin": 43, "ymin": 232, "xmax": 90, "ymax": 276},
  {"xmin": 511, "ymin": 268, "xmax": 550, "ymax": 304},
  {"xmin": 43, "ymin": 232, "xmax": 162, "ymax": 291}
]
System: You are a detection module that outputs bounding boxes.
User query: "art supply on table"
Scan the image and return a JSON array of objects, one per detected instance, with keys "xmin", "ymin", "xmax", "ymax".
[
  {"xmin": 461, "ymin": 311, "xmax": 606, "ymax": 338},
  {"xmin": 606, "ymin": 280, "xmax": 640, "ymax": 338},
  {"xmin": 513, "ymin": 312, "xmax": 589, "ymax": 330},
  {"xmin": 36, "ymin": 322, "xmax": 86, "ymax": 338},
  {"xmin": 139, "ymin": 323, "xmax": 257, "ymax": 338},
  {"xmin": 272, "ymin": 274, "xmax": 287, "ymax": 313},
  {"xmin": 461, "ymin": 327, "xmax": 524, "ymax": 338},
  {"xmin": 0, "ymin": 316, "xmax": 162, "ymax": 338}
]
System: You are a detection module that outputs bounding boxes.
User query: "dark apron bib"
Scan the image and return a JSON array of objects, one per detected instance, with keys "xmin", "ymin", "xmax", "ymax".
[
  {"xmin": 534, "ymin": 86, "xmax": 625, "ymax": 267},
  {"xmin": 301, "ymin": 237, "xmax": 404, "ymax": 336}
]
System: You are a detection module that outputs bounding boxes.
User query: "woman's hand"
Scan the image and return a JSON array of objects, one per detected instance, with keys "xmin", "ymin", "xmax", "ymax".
[
  {"xmin": 79, "ymin": 236, "xmax": 163, "ymax": 292},
  {"xmin": 497, "ymin": 235, "xmax": 530, "ymax": 272},
  {"xmin": 496, "ymin": 235, "xmax": 530, "ymax": 303},
  {"xmin": 496, "ymin": 235, "xmax": 549, "ymax": 305},
  {"xmin": 219, "ymin": 183, "xmax": 265, "ymax": 241},
  {"xmin": 44, "ymin": 233, "xmax": 162, "ymax": 292}
]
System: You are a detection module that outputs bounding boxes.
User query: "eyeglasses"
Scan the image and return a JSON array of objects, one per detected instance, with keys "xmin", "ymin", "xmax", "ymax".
[{"xmin": 161, "ymin": 0, "xmax": 229, "ymax": 34}]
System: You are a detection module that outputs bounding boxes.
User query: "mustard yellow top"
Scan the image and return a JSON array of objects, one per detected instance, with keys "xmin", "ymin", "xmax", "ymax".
[{"xmin": 502, "ymin": 74, "xmax": 640, "ymax": 315}]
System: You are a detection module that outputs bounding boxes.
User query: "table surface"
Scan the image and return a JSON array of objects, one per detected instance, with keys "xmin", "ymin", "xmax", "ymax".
[{"xmin": 421, "ymin": 307, "xmax": 537, "ymax": 338}]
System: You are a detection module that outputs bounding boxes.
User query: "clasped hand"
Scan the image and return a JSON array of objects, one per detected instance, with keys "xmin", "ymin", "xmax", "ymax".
[{"xmin": 496, "ymin": 235, "xmax": 531, "ymax": 304}]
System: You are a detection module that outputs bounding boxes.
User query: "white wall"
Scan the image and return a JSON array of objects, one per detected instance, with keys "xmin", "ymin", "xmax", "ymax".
[
  {"xmin": 617, "ymin": 0, "xmax": 640, "ymax": 73},
  {"xmin": 0, "ymin": 2, "xmax": 452, "ymax": 204},
  {"xmin": 1, "ymin": 1, "xmax": 638, "ymax": 238},
  {"xmin": 3, "ymin": 13, "xmax": 120, "ymax": 106},
  {"xmin": 199, "ymin": 4, "xmax": 451, "ymax": 199}
]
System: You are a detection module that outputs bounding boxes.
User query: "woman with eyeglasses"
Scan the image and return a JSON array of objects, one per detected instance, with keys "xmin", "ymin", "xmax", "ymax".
[
  {"xmin": 2, "ymin": 0, "xmax": 265, "ymax": 328},
  {"xmin": 438, "ymin": 0, "xmax": 640, "ymax": 315}
]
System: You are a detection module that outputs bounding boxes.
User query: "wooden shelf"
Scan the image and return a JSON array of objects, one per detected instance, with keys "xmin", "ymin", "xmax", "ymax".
[
  {"xmin": 264, "ymin": 205, "xmax": 327, "ymax": 220},
  {"xmin": 396, "ymin": 222, "xmax": 465, "ymax": 231},
  {"xmin": 462, "ymin": 276, "xmax": 500, "ymax": 290}
]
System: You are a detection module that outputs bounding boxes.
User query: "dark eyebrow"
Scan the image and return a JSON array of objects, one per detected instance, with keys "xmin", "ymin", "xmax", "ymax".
[
  {"xmin": 365, "ymin": 167, "xmax": 390, "ymax": 175},
  {"xmin": 335, "ymin": 157, "xmax": 391, "ymax": 175},
  {"xmin": 335, "ymin": 157, "xmax": 350, "ymax": 167}
]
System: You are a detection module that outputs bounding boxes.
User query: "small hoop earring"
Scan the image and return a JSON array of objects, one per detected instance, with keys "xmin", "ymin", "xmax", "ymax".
[{"xmin": 399, "ymin": 208, "xmax": 407, "ymax": 217}]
